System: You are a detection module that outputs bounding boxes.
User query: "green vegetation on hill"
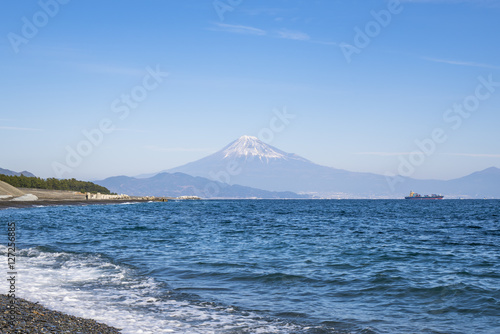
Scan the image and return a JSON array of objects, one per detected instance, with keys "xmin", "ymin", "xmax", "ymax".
[{"xmin": 0, "ymin": 174, "xmax": 111, "ymax": 194}]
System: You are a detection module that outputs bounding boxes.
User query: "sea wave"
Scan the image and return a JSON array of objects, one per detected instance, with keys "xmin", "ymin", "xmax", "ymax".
[{"xmin": 0, "ymin": 245, "xmax": 318, "ymax": 334}]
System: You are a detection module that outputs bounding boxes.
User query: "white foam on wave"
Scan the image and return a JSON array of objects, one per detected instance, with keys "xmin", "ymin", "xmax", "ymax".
[{"xmin": 0, "ymin": 246, "xmax": 301, "ymax": 333}]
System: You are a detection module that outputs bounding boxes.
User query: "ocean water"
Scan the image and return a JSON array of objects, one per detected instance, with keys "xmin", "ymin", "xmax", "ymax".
[{"xmin": 1, "ymin": 200, "xmax": 499, "ymax": 334}]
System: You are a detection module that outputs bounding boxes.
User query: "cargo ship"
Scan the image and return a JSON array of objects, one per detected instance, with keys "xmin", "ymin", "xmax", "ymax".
[{"xmin": 405, "ymin": 191, "xmax": 444, "ymax": 200}]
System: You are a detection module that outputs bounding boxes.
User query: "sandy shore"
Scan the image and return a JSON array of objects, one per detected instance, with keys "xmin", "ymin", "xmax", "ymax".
[
  {"xmin": 18, "ymin": 188, "xmax": 89, "ymax": 200},
  {"xmin": 0, "ymin": 294, "xmax": 121, "ymax": 333}
]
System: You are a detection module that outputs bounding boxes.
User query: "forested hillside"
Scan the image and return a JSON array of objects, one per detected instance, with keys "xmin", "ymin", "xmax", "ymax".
[{"xmin": 0, "ymin": 174, "xmax": 111, "ymax": 194}]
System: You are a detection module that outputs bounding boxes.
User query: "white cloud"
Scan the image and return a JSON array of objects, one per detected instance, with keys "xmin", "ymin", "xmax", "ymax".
[
  {"xmin": 0, "ymin": 126, "xmax": 43, "ymax": 131},
  {"xmin": 422, "ymin": 57, "xmax": 500, "ymax": 69},
  {"xmin": 276, "ymin": 29, "xmax": 310, "ymax": 41},
  {"xmin": 209, "ymin": 23, "xmax": 266, "ymax": 36},
  {"xmin": 354, "ymin": 152, "xmax": 412, "ymax": 156},
  {"xmin": 209, "ymin": 23, "xmax": 335, "ymax": 45},
  {"xmin": 443, "ymin": 153, "xmax": 500, "ymax": 158}
]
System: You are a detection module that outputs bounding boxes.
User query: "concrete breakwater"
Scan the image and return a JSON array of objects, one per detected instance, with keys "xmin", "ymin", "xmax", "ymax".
[
  {"xmin": 85, "ymin": 192, "xmax": 170, "ymax": 202},
  {"xmin": 85, "ymin": 192, "xmax": 130, "ymax": 200}
]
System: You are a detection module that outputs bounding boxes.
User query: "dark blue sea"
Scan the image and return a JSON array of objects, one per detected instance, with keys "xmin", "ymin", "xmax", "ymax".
[{"xmin": 1, "ymin": 200, "xmax": 499, "ymax": 333}]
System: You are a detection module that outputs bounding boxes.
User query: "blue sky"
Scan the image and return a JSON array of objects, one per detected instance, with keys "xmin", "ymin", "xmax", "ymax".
[{"xmin": 1, "ymin": 0, "xmax": 499, "ymax": 180}]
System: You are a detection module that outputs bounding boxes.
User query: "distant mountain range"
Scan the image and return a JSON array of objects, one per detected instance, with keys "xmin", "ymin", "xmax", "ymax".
[
  {"xmin": 163, "ymin": 135, "xmax": 500, "ymax": 199},
  {"xmin": 0, "ymin": 168, "xmax": 35, "ymax": 177},
  {"xmin": 96, "ymin": 172, "xmax": 307, "ymax": 199},
  {"xmin": 5, "ymin": 136, "xmax": 500, "ymax": 199},
  {"xmin": 167, "ymin": 135, "xmax": 391, "ymax": 197},
  {"xmin": 419, "ymin": 166, "xmax": 500, "ymax": 198}
]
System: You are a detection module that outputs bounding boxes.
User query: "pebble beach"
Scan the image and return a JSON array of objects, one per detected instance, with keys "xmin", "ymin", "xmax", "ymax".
[{"xmin": 0, "ymin": 294, "xmax": 121, "ymax": 333}]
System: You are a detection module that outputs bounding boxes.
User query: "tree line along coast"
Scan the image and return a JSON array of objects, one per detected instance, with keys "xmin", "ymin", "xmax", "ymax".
[{"xmin": 0, "ymin": 174, "xmax": 112, "ymax": 194}]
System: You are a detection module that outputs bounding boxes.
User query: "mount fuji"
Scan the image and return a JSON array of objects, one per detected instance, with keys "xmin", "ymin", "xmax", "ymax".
[
  {"xmin": 165, "ymin": 135, "xmax": 500, "ymax": 198},
  {"xmin": 167, "ymin": 135, "xmax": 397, "ymax": 197}
]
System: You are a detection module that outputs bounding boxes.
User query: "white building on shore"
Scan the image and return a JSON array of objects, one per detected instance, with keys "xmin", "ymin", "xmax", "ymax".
[{"xmin": 86, "ymin": 192, "xmax": 130, "ymax": 200}]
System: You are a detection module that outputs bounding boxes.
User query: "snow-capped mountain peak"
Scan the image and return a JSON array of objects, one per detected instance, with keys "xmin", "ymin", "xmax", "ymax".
[{"xmin": 222, "ymin": 135, "xmax": 286, "ymax": 161}]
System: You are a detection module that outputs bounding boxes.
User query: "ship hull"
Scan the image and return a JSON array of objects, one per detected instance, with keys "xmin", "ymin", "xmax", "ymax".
[{"xmin": 405, "ymin": 196, "xmax": 443, "ymax": 200}]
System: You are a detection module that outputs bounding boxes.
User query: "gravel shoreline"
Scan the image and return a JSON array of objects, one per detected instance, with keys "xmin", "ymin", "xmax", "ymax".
[
  {"xmin": 0, "ymin": 187, "xmax": 172, "ymax": 210},
  {"xmin": 0, "ymin": 199, "xmax": 173, "ymax": 210},
  {"xmin": 0, "ymin": 294, "xmax": 121, "ymax": 333},
  {"xmin": 0, "ymin": 199, "xmax": 157, "ymax": 210}
]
